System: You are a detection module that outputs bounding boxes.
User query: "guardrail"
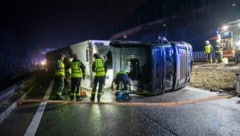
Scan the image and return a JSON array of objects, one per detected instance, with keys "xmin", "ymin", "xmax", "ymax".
[
  {"xmin": 193, "ymin": 51, "xmax": 206, "ymax": 62},
  {"xmin": 0, "ymin": 84, "xmax": 19, "ymax": 102}
]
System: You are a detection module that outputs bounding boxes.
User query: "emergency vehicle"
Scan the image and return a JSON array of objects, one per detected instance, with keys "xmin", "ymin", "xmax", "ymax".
[{"xmin": 217, "ymin": 19, "xmax": 240, "ymax": 59}]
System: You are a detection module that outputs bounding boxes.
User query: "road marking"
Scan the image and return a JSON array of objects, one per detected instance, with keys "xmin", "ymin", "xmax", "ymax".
[
  {"xmin": 21, "ymin": 95, "xmax": 233, "ymax": 107},
  {"xmin": 24, "ymin": 80, "xmax": 53, "ymax": 136},
  {"xmin": 0, "ymin": 84, "xmax": 18, "ymax": 101}
]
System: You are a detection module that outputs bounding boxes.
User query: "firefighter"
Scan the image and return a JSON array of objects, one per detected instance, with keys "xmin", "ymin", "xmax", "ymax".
[
  {"xmin": 214, "ymin": 41, "xmax": 223, "ymax": 63},
  {"xmin": 90, "ymin": 53, "xmax": 107, "ymax": 102},
  {"xmin": 111, "ymin": 70, "xmax": 131, "ymax": 91},
  {"xmin": 64, "ymin": 56, "xmax": 72, "ymax": 95},
  {"xmin": 111, "ymin": 70, "xmax": 131, "ymax": 100},
  {"xmin": 70, "ymin": 54, "xmax": 86, "ymax": 101},
  {"xmin": 235, "ymin": 46, "xmax": 240, "ymax": 63},
  {"xmin": 204, "ymin": 40, "xmax": 213, "ymax": 63},
  {"xmin": 55, "ymin": 53, "xmax": 65, "ymax": 100}
]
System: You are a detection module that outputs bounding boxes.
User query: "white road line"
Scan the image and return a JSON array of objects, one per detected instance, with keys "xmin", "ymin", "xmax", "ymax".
[
  {"xmin": 0, "ymin": 84, "xmax": 18, "ymax": 101},
  {"xmin": 24, "ymin": 80, "xmax": 54, "ymax": 136},
  {"xmin": 0, "ymin": 102, "xmax": 17, "ymax": 124}
]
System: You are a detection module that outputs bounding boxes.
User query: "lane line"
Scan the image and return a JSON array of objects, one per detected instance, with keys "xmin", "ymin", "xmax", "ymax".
[
  {"xmin": 0, "ymin": 101, "xmax": 17, "ymax": 124},
  {"xmin": 24, "ymin": 80, "xmax": 53, "ymax": 136},
  {"xmin": 0, "ymin": 84, "xmax": 18, "ymax": 101},
  {"xmin": 21, "ymin": 95, "xmax": 233, "ymax": 107}
]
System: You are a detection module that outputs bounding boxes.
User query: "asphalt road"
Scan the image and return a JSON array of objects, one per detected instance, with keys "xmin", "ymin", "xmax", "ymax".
[{"xmin": 0, "ymin": 82, "xmax": 240, "ymax": 136}]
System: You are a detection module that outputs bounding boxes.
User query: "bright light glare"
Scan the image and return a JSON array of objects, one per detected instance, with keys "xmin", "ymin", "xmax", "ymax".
[
  {"xmin": 236, "ymin": 41, "xmax": 240, "ymax": 46},
  {"xmin": 217, "ymin": 34, "xmax": 221, "ymax": 41},
  {"xmin": 222, "ymin": 25, "xmax": 228, "ymax": 30},
  {"xmin": 41, "ymin": 60, "xmax": 46, "ymax": 65}
]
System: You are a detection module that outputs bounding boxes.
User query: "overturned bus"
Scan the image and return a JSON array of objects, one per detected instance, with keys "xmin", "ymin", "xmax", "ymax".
[
  {"xmin": 110, "ymin": 40, "xmax": 192, "ymax": 95},
  {"xmin": 46, "ymin": 39, "xmax": 192, "ymax": 95}
]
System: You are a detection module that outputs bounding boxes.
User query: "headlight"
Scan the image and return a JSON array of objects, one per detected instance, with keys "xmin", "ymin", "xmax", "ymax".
[{"xmin": 236, "ymin": 41, "xmax": 240, "ymax": 46}]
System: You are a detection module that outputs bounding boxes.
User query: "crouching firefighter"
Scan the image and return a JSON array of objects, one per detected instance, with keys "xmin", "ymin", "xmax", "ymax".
[{"xmin": 111, "ymin": 70, "xmax": 131, "ymax": 101}]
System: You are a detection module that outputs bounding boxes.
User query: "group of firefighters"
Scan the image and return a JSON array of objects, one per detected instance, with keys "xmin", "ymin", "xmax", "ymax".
[
  {"xmin": 54, "ymin": 52, "xmax": 130, "ymax": 102},
  {"xmin": 204, "ymin": 40, "xmax": 223, "ymax": 63},
  {"xmin": 54, "ymin": 53, "xmax": 86, "ymax": 101}
]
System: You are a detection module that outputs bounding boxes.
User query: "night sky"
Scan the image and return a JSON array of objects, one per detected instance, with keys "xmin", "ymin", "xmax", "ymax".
[
  {"xmin": 0, "ymin": 0, "xmax": 240, "ymax": 65},
  {"xmin": 0, "ymin": 0, "xmax": 147, "ymax": 63},
  {"xmin": 0, "ymin": 0, "xmax": 146, "ymax": 48}
]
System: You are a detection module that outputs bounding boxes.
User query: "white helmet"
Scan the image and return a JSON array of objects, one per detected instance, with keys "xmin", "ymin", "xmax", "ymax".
[{"xmin": 205, "ymin": 40, "xmax": 210, "ymax": 44}]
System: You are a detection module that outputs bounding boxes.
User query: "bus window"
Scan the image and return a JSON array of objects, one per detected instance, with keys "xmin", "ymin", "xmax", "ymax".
[
  {"xmin": 164, "ymin": 46, "xmax": 174, "ymax": 90},
  {"xmin": 127, "ymin": 58, "xmax": 140, "ymax": 80}
]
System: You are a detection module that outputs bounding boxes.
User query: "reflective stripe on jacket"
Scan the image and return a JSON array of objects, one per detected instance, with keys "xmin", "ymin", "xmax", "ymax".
[
  {"xmin": 71, "ymin": 61, "xmax": 83, "ymax": 78},
  {"xmin": 94, "ymin": 58, "xmax": 106, "ymax": 77},
  {"xmin": 215, "ymin": 45, "xmax": 222, "ymax": 52},
  {"xmin": 204, "ymin": 44, "xmax": 212, "ymax": 54},
  {"xmin": 55, "ymin": 60, "xmax": 65, "ymax": 76}
]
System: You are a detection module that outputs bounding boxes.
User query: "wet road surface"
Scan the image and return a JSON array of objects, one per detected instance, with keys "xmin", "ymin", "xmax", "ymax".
[{"xmin": 0, "ymin": 83, "xmax": 240, "ymax": 136}]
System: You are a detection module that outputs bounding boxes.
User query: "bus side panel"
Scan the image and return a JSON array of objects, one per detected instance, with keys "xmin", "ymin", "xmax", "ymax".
[
  {"xmin": 173, "ymin": 43, "xmax": 184, "ymax": 90},
  {"xmin": 186, "ymin": 43, "xmax": 193, "ymax": 83},
  {"xmin": 172, "ymin": 42, "xmax": 192, "ymax": 90}
]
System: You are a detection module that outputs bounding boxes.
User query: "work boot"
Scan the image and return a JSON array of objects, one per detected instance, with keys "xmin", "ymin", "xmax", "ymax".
[
  {"xmin": 90, "ymin": 97, "xmax": 95, "ymax": 102},
  {"xmin": 56, "ymin": 95, "xmax": 64, "ymax": 100},
  {"xmin": 97, "ymin": 97, "xmax": 101, "ymax": 102},
  {"xmin": 76, "ymin": 96, "xmax": 83, "ymax": 101},
  {"xmin": 70, "ymin": 97, "xmax": 74, "ymax": 101}
]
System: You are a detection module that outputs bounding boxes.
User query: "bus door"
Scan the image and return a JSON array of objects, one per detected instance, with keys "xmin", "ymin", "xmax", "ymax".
[{"xmin": 127, "ymin": 58, "xmax": 140, "ymax": 80}]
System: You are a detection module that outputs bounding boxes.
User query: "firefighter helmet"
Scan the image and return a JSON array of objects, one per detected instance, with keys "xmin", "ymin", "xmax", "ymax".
[
  {"xmin": 93, "ymin": 53, "xmax": 99, "ymax": 58},
  {"xmin": 73, "ymin": 54, "xmax": 79, "ymax": 59}
]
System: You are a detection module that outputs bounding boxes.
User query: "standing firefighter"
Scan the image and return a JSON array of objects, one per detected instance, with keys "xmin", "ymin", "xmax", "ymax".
[
  {"xmin": 65, "ymin": 57, "xmax": 72, "ymax": 95},
  {"xmin": 214, "ymin": 41, "xmax": 223, "ymax": 63},
  {"xmin": 90, "ymin": 53, "xmax": 107, "ymax": 102},
  {"xmin": 55, "ymin": 53, "xmax": 65, "ymax": 100},
  {"xmin": 70, "ymin": 54, "xmax": 86, "ymax": 101},
  {"xmin": 204, "ymin": 40, "xmax": 213, "ymax": 63}
]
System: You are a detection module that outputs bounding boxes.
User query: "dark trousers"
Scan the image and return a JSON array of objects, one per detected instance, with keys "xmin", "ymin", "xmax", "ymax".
[
  {"xmin": 55, "ymin": 76, "xmax": 64, "ymax": 96},
  {"xmin": 71, "ymin": 78, "xmax": 81, "ymax": 98},
  {"xmin": 215, "ymin": 52, "xmax": 223, "ymax": 62},
  {"xmin": 91, "ymin": 76, "xmax": 105, "ymax": 99},
  {"xmin": 206, "ymin": 53, "xmax": 213, "ymax": 63}
]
